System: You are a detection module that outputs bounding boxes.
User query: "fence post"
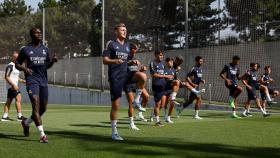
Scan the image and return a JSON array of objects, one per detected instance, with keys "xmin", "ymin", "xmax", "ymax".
[
  {"xmin": 64, "ymin": 72, "xmax": 67, "ymax": 86},
  {"xmin": 87, "ymin": 73, "xmax": 91, "ymax": 90},
  {"xmin": 75, "ymin": 73, "xmax": 78, "ymax": 87},
  {"xmin": 53, "ymin": 71, "xmax": 56, "ymax": 85},
  {"xmin": 208, "ymin": 83, "xmax": 212, "ymax": 104}
]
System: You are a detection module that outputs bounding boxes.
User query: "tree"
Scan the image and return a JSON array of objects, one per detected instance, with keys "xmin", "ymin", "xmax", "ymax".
[{"xmin": 225, "ymin": 0, "xmax": 280, "ymax": 42}]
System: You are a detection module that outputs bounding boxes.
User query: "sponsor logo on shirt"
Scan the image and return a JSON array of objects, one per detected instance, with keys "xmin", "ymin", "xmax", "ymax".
[
  {"xmin": 29, "ymin": 51, "xmax": 34, "ymax": 55},
  {"xmin": 42, "ymin": 49, "xmax": 46, "ymax": 55},
  {"xmin": 116, "ymin": 51, "xmax": 128, "ymax": 60}
]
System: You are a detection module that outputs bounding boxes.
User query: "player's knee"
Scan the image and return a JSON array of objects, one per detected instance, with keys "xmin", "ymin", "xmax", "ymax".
[{"xmin": 237, "ymin": 86, "xmax": 243, "ymax": 92}]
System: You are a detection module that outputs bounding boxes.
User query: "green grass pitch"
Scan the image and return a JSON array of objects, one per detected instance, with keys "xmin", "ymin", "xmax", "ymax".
[{"xmin": 0, "ymin": 104, "xmax": 280, "ymax": 158}]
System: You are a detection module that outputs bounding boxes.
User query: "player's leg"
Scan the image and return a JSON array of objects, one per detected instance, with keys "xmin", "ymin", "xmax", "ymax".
[
  {"xmin": 166, "ymin": 96, "xmax": 175, "ymax": 123},
  {"xmin": 132, "ymin": 72, "xmax": 147, "ymax": 111},
  {"xmin": 15, "ymin": 93, "xmax": 24, "ymax": 121},
  {"xmin": 176, "ymin": 93, "xmax": 195, "ymax": 117},
  {"xmin": 126, "ymin": 91, "xmax": 139, "ymax": 130},
  {"xmin": 242, "ymin": 100, "xmax": 252, "ymax": 117},
  {"xmin": 110, "ymin": 77, "xmax": 128, "ymax": 140},
  {"xmin": 260, "ymin": 85, "xmax": 275, "ymax": 105},
  {"xmin": 1, "ymin": 97, "xmax": 13, "ymax": 121},
  {"xmin": 137, "ymin": 88, "xmax": 149, "ymax": 122},
  {"xmin": 161, "ymin": 95, "xmax": 169, "ymax": 123},
  {"xmin": 170, "ymin": 80, "xmax": 180, "ymax": 105},
  {"xmin": 194, "ymin": 96, "xmax": 202, "ymax": 119},
  {"xmin": 154, "ymin": 90, "xmax": 164, "ymax": 126},
  {"xmin": 255, "ymin": 98, "xmax": 270, "ymax": 117}
]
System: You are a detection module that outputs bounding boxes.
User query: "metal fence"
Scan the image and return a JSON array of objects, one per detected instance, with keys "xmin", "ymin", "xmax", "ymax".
[{"xmin": 0, "ymin": 0, "xmax": 280, "ymax": 105}]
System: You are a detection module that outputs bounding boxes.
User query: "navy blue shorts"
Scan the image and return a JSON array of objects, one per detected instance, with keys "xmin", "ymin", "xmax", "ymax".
[
  {"xmin": 225, "ymin": 83, "xmax": 238, "ymax": 96},
  {"xmin": 124, "ymin": 83, "xmax": 136, "ymax": 94},
  {"xmin": 261, "ymin": 87, "xmax": 275, "ymax": 100},
  {"xmin": 126, "ymin": 72, "xmax": 137, "ymax": 85},
  {"xmin": 7, "ymin": 88, "xmax": 20, "ymax": 99},
  {"xmin": 246, "ymin": 85, "xmax": 260, "ymax": 101},
  {"xmin": 109, "ymin": 77, "xmax": 127, "ymax": 101},
  {"xmin": 26, "ymin": 84, "xmax": 48, "ymax": 101},
  {"xmin": 163, "ymin": 81, "xmax": 173, "ymax": 96},
  {"xmin": 152, "ymin": 84, "xmax": 165, "ymax": 103}
]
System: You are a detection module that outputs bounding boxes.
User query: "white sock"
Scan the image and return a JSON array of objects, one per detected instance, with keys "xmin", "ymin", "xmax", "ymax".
[
  {"xmin": 163, "ymin": 109, "xmax": 167, "ymax": 118},
  {"xmin": 170, "ymin": 92, "xmax": 177, "ymax": 100},
  {"xmin": 17, "ymin": 112, "xmax": 22, "ymax": 118},
  {"xmin": 233, "ymin": 111, "xmax": 236, "ymax": 115},
  {"xmin": 259, "ymin": 107, "xmax": 267, "ymax": 114},
  {"xmin": 25, "ymin": 117, "xmax": 33, "ymax": 126},
  {"xmin": 167, "ymin": 116, "xmax": 171, "ymax": 120},
  {"xmin": 129, "ymin": 117, "xmax": 134, "ymax": 125},
  {"xmin": 155, "ymin": 116, "xmax": 160, "ymax": 123},
  {"xmin": 138, "ymin": 112, "xmax": 143, "ymax": 117},
  {"xmin": 247, "ymin": 108, "xmax": 250, "ymax": 113},
  {"xmin": 195, "ymin": 110, "xmax": 199, "ymax": 116},
  {"xmin": 266, "ymin": 94, "xmax": 272, "ymax": 102},
  {"xmin": 37, "ymin": 125, "xmax": 45, "ymax": 137},
  {"xmin": 111, "ymin": 120, "xmax": 118, "ymax": 134},
  {"xmin": 134, "ymin": 89, "xmax": 142, "ymax": 103},
  {"xmin": 243, "ymin": 109, "xmax": 247, "ymax": 114},
  {"xmin": 263, "ymin": 107, "xmax": 266, "ymax": 112},
  {"xmin": 3, "ymin": 112, "xmax": 8, "ymax": 118},
  {"xmin": 191, "ymin": 88, "xmax": 200, "ymax": 94}
]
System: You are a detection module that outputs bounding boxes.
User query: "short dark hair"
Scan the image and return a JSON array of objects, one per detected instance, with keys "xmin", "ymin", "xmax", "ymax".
[
  {"xmin": 195, "ymin": 56, "xmax": 202, "ymax": 62},
  {"xmin": 114, "ymin": 23, "xmax": 126, "ymax": 30},
  {"xmin": 256, "ymin": 63, "xmax": 260, "ymax": 68},
  {"xmin": 250, "ymin": 62, "xmax": 256, "ymax": 67},
  {"xmin": 232, "ymin": 56, "xmax": 240, "ymax": 60},
  {"xmin": 165, "ymin": 57, "xmax": 173, "ymax": 62},
  {"xmin": 264, "ymin": 65, "xmax": 271, "ymax": 70},
  {"xmin": 130, "ymin": 43, "xmax": 137, "ymax": 50},
  {"xmin": 154, "ymin": 50, "xmax": 163, "ymax": 55}
]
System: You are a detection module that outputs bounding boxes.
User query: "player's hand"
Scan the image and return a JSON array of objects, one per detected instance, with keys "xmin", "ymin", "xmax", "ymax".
[
  {"xmin": 269, "ymin": 78, "xmax": 274, "ymax": 83},
  {"xmin": 116, "ymin": 59, "xmax": 124, "ymax": 64},
  {"xmin": 176, "ymin": 66, "xmax": 181, "ymax": 71},
  {"xmin": 140, "ymin": 65, "xmax": 147, "ymax": 71},
  {"xmin": 24, "ymin": 68, "xmax": 33, "ymax": 75},
  {"xmin": 12, "ymin": 86, "xmax": 19, "ymax": 91},
  {"xmin": 247, "ymin": 86, "xmax": 253, "ymax": 90},
  {"xmin": 201, "ymin": 80, "xmax": 206, "ymax": 84},
  {"xmin": 193, "ymin": 84, "xmax": 198, "ymax": 88},
  {"xmin": 226, "ymin": 79, "xmax": 232, "ymax": 86},
  {"xmin": 52, "ymin": 53, "xmax": 58, "ymax": 63},
  {"xmin": 165, "ymin": 75, "xmax": 174, "ymax": 80}
]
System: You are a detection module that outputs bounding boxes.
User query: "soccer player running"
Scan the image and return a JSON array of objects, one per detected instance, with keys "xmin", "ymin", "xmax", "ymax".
[
  {"xmin": 16, "ymin": 28, "xmax": 57, "ymax": 143},
  {"xmin": 1, "ymin": 51, "xmax": 25, "ymax": 122},
  {"xmin": 125, "ymin": 43, "xmax": 149, "ymax": 130},
  {"xmin": 149, "ymin": 50, "xmax": 173, "ymax": 126},
  {"xmin": 242, "ymin": 63, "xmax": 271, "ymax": 117},
  {"xmin": 161, "ymin": 57, "xmax": 180, "ymax": 123},
  {"xmin": 103, "ymin": 23, "xmax": 141, "ymax": 140},
  {"xmin": 260, "ymin": 66, "xmax": 279, "ymax": 110},
  {"xmin": 219, "ymin": 56, "xmax": 243, "ymax": 118},
  {"xmin": 176, "ymin": 56, "xmax": 205, "ymax": 119}
]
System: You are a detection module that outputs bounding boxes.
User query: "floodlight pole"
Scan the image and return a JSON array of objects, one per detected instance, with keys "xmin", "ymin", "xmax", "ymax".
[
  {"xmin": 42, "ymin": 7, "xmax": 46, "ymax": 45},
  {"xmin": 101, "ymin": 0, "xmax": 105, "ymax": 91},
  {"xmin": 185, "ymin": 0, "xmax": 188, "ymax": 49}
]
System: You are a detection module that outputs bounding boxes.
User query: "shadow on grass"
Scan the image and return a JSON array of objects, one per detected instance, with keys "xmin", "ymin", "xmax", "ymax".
[
  {"xmin": 45, "ymin": 130, "xmax": 280, "ymax": 158},
  {"xmin": 69, "ymin": 123, "xmax": 127, "ymax": 129},
  {"xmin": 0, "ymin": 133, "xmax": 34, "ymax": 142}
]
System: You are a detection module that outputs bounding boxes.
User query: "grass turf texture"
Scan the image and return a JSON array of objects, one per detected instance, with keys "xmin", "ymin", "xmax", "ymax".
[{"xmin": 0, "ymin": 104, "xmax": 280, "ymax": 158}]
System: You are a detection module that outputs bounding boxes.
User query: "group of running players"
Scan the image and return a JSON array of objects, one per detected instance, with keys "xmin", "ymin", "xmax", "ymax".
[
  {"xmin": 103, "ymin": 23, "xmax": 279, "ymax": 141},
  {"xmin": 1, "ymin": 23, "xmax": 278, "ymax": 142}
]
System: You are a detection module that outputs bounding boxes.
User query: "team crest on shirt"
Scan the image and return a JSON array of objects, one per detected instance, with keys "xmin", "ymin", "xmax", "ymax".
[
  {"xmin": 116, "ymin": 46, "xmax": 119, "ymax": 49},
  {"xmin": 126, "ymin": 46, "xmax": 129, "ymax": 52},
  {"xmin": 29, "ymin": 51, "xmax": 34, "ymax": 55},
  {"xmin": 42, "ymin": 49, "xmax": 46, "ymax": 55},
  {"xmin": 28, "ymin": 90, "xmax": 32, "ymax": 94}
]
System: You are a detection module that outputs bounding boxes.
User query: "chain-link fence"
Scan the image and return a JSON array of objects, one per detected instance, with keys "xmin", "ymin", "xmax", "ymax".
[{"xmin": 0, "ymin": 0, "xmax": 280, "ymax": 105}]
